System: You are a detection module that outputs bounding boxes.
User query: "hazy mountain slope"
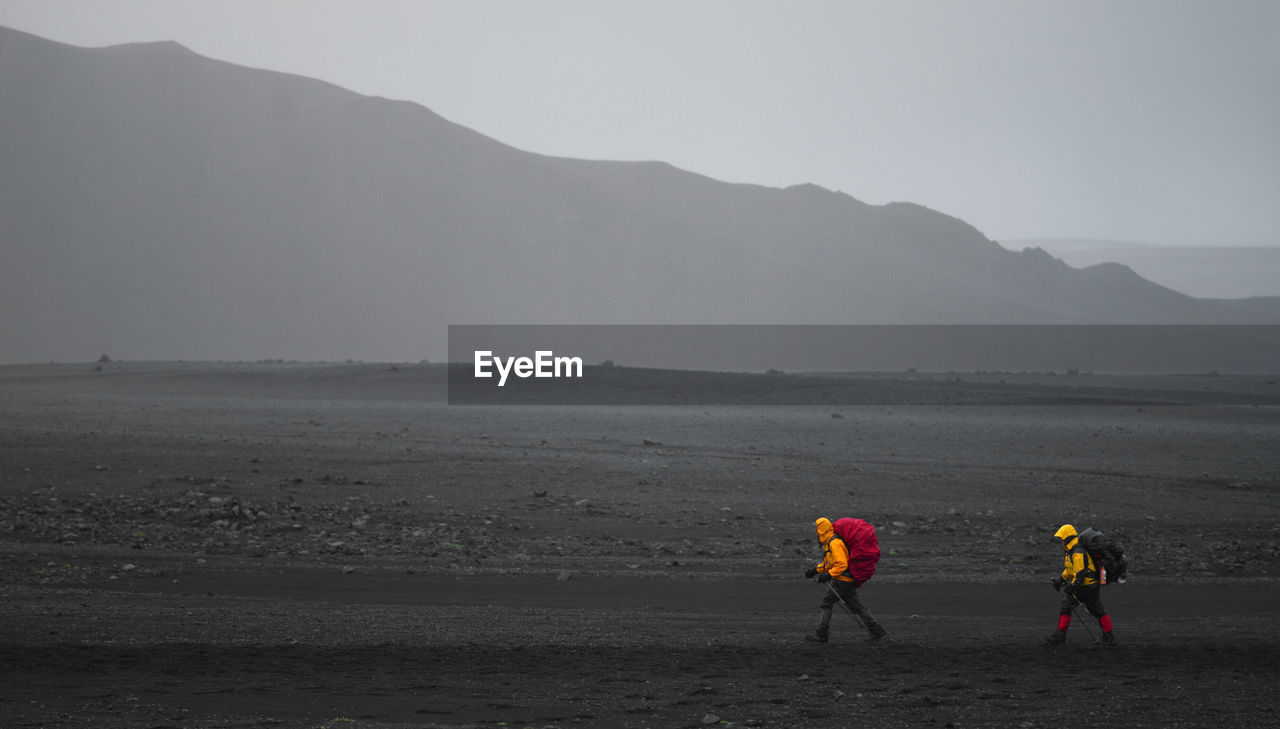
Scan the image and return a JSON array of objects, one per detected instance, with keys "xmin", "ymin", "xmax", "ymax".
[
  {"xmin": 1007, "ymin": 239, "xmax": 1280, "ymax": 300},
  {"xmin": 1, "ymin": 26, "xmax": 1275, "ymax": 362}
]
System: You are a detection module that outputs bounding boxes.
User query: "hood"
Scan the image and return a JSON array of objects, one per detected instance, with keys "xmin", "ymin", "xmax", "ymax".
[
  {"xmin": 815, "ymin": 517, "xmax": 834, "ymax": 546},
  {"xmin": 1054, "ymin": 523, "xmax": 1078, "ymax": 550}
]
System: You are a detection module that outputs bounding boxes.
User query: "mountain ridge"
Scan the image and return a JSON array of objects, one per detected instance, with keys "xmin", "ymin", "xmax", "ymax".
[{"xmin": 1, "ymin": 25, "xmax": 1275, "ymax": 363}]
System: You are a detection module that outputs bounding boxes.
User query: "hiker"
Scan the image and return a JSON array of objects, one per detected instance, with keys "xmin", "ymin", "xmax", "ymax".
[
  {"xmin": 1046, "ymin": 523, "xmax": 1117, "ymax": 645},
  {"xmin": 804, "ymin": 516, "xmax": 887, "ymax": 643}
]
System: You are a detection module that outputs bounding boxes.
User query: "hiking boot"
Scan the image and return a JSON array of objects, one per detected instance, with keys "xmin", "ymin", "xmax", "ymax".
[
  {"xmin": 805, "ymin": 631, "xmax": 829, "ymax": 644},
  {"xmin": 1100, "ymin": 631, "xmax": 1117, "ymax": 646},
  {"xmin": 1044, "ymin": 630, "xmax": 1067, "ymax": 645},
  {"xmin": 867, "ymin": 624, "xmax": 887, "ymax": 642}
]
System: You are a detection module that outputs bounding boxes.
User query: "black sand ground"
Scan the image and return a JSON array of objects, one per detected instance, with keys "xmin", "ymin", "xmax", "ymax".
[{"xmin": 2, "ymin": 362, "xmax": 1278, "ymax": 728}]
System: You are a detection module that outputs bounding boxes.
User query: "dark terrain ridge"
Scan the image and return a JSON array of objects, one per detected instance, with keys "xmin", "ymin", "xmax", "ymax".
[
  {"xmin": 3, "ymin": 24, "xmax": 1279, "ymax": 364},
  {"xmin": 2, "ymin": 362, "xmax": 1278, "ymax": 728}
]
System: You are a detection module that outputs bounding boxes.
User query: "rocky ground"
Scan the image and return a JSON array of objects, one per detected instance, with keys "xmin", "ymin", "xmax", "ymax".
[{"xmin": 1, "ymin": 362, "xmax": 1278, "ymax": 728}]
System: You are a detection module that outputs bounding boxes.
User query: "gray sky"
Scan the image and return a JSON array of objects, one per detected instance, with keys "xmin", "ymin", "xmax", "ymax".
[{"xmin": 2, "ymin": 0, "xmax": 1278, "ymax": 247}]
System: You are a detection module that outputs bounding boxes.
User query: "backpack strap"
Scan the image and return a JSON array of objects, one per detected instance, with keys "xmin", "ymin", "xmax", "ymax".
[
  {"xmin": 826, "ymin": 537, "xmax": 853, "ymax": 579},
  {"xmin": 1070, "ymin": 544, "xmax": 1098, "ymax": 583}
]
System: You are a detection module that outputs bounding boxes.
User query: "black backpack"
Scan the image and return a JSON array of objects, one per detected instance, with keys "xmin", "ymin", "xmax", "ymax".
[{"xmin": 1077, "ymin": 527, "xmax": 1128, "ymax": 584}]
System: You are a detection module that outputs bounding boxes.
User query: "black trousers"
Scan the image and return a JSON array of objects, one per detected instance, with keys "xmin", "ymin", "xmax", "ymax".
[
  {"xmin": 818, "ymin": 579, "xmax": 880, "ymax": 634},
  {"xmin": 1060, "ymin": 583, "xmax": 1107, "ymax": 618}
]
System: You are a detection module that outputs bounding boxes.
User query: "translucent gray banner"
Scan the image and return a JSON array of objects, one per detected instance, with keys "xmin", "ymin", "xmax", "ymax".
[{"xmin": 447, "ymin": 325, "xmax": 1280, "ymax": 405}]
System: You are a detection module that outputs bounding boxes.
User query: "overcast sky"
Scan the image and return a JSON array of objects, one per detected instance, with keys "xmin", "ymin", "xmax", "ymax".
[{"xmin": 2, "ymin": 0, "xmax": 1277, "ymax": 247}]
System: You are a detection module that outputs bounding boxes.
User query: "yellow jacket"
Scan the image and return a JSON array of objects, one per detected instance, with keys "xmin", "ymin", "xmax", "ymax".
[
  {"xmin": 814, "ymin": 517, "xmax": 855, "ymax": 583},
  {"xmin": 1055, "ymin": 524, "xmax": 1099, "ymax": 587}
]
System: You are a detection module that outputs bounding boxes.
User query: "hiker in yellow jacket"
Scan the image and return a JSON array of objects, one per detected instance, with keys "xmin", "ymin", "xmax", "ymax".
[
  {"xmin": 1046, "ymin": 524, "xmax": 1116, "ymax": 645},
  {"xmin": 803, "ymin": 517, "xmax": 886, "ymax": 643}
]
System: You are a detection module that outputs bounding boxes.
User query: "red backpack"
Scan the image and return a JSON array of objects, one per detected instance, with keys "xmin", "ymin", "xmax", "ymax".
[{"xmin": 831, "ymin": 517, "xmax": 881, "ymax": 586}]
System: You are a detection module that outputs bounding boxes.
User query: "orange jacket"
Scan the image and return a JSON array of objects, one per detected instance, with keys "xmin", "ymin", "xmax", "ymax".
[{"xmin": 814, "ymin": 517, "xmax": 855, "ymax": 583}]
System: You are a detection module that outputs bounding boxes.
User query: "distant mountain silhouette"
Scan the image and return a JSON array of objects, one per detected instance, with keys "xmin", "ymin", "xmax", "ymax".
[
  {"xmin": 1, "ymin": 25, "xmax": 1276, "ymax": 362},
  {"xmin": 1009, "ymin": 238, "xmax": 1280, "ymax": 300}
]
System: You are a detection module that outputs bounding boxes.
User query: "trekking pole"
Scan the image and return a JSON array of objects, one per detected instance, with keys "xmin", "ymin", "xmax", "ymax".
[
  {"xmin": 1071, "ymin": 604, "xmax": 1098, "ymax": 643},
  {"xmin": 823, "ymin": 581, "xmax": 868, "ymax": 630}
]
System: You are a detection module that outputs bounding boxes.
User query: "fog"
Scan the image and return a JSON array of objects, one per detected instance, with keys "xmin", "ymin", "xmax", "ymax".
[
  {"xmin": 2, "ymin": 0, "xmax": 1278, "ymax": 247},
  {"xmin": 2, "ymin": 3, "xmax": 1278, "ymax": 363}
]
